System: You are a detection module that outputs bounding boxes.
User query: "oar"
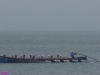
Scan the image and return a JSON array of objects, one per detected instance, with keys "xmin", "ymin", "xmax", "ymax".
[{"xmin": 75, "ymin": 52, "xmax": 100, "ymax": 62}]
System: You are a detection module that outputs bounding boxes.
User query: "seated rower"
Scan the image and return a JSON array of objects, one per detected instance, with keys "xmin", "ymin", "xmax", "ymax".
[
  {"xmin": 57, "ymin": 55, "xmax": 59, "ymax": 58},
  {"xmin": 60, "ymin": 55, "xmax": 62, "ymax": 58},
  {"xmin": 32, "ymin": 55, "xmax": 35, "ymax": 59},
  {"xmin": 38, "ymin": 55, "xmax": 41, "ymax": 59},
  {"xmin": 3, "ymin": 54, "xmax": 6, "ymax": 57},
  {"xmin": 41, "ymin": 55, "xmax": 44, "ymax": 59},
  {"xmin": 48, "ymin": 55, "xmax": 50, "ymax": 59},
  {"xmin": 18, "ymin": 55, "xmax": 23, "ymax": 59},
  {"xmin": 11, "ymin": 55, "xmax": 14, "ymax": 58},
  {"xmin": 70, "ymin": 51, "xmax": 76, "ymax": 59},
  {"xmin": 50, "ymin": 55, "xmax": 53, "ymax": 59},
  {"xmin": 20, "ymin": 56, "xmax": 23, "ymax": 58},
  {"xmin": 15, "ymin": 55, "xmax": 17, "ymax": 58},
  {"xmin": 30, "ymin": 55, "xmax": 32, "ymax": 59},
  {"xmin": 23, "ymin": 55, "xmax": 26, "ymax": 59}
]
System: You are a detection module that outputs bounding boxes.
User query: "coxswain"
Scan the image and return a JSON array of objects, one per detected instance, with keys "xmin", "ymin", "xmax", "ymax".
[{"xmin": 70, "ymin": 51, "xmax": 75, "ymax": 59}]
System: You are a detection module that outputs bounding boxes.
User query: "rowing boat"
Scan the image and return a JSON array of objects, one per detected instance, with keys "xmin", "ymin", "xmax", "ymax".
[{"xmin": 0, "ymin": 56, "xmax": 87, "ymax": 63}]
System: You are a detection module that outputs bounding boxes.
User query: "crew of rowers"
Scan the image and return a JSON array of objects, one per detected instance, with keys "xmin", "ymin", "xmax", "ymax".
[
  {"xmin": 3, "ymin": 51, "xmax": 76, "ymax": 59},
  {"xmin": 3, "ymin": 54, "xmax": 66, "ymax": 59}
]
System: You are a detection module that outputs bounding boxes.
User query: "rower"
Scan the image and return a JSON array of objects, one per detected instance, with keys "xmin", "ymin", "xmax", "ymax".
[
  {"xmin": 48, "ymin": 55, "xmax": 50, "ymax": 59},
  {"xmin": 19, "ymin": 54, "xmax": 23, "ymax": 58},
  {"xmin": 32, "ymin": 55, "xmax": 35, "ymax": 59},
  {"xmin": 30, "ymin": 55, "xmax": 32, "ymax": 59},
  {"xmin": 38, "ymin": 55, "xmax": 41, "ymax": 59},
  {"xmin": 3, "ymin": 54, "xmax": 6, "ymax": 57},
  {"xmin": 51, "ymin": 55, "xmax": 53, "ymax": 59},
  {"xmin": 31, "ymin": 55, "xmax": 35, "ymax": 59},
  {"xmin": 41, "ymin": 55, "xmax": 44, "ymax": 59},
  {"xmin": 60, "ymin": 55, "xmax": 62, "ymax": 58},
  {"xmin": 15, "ymin": 55, "xmax": 17, "ymax": 58},
  {"xmin": 23, "ymin": 55, "xmax": 25, "ymax": 59},
  {"xmin": 12, "ymin": 55, "xmax": 14, "ymax": 58},
  {"xmin": 70, "ymin": 51, "xmax": 75, "ymax": 59},
  {"xmin": 57, "ymin": 55, "xmax": 59, "ymax": 58},
  {"xmin": 50, "ymin": 55, "xmax": 55, "ymax": 63}
]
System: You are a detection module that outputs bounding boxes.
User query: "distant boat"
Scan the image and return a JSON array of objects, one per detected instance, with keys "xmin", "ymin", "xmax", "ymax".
[{"xmin": 0, "ymin": 55, "xmax": 87, "ymax": 63}]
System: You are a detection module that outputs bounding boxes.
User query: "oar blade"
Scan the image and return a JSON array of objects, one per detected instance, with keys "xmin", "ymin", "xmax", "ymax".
[{"xmin": 75, "ymin": 52, "xmax": 100, "ymax": 62}]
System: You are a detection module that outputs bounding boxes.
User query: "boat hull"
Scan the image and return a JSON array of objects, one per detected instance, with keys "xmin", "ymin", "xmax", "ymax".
[{"xmin": 0, "ymin": 56, "xmax": 87, "ymax": 63}]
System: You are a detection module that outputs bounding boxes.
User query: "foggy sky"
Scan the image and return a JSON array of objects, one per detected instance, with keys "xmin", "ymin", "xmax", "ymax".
[{"xmin": 0, "ymin": 0, "xmax": 100, "ymax": 32}]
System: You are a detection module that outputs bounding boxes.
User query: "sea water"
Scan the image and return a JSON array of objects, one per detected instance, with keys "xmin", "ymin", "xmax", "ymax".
[{"xmin": 0, "ymin": 31, "xmax": 100, "ymax": 75}]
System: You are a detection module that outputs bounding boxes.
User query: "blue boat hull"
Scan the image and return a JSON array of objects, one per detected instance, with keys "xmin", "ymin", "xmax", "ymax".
[{"xmin": 0, "ymin": 56, "xmax": 17, "ymax": 63}]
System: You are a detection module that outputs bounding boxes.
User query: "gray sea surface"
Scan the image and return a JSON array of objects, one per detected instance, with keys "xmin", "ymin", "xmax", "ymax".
[{"xmin": 0, "ymin": 31, "xmax": 100, "ymax": 75}]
